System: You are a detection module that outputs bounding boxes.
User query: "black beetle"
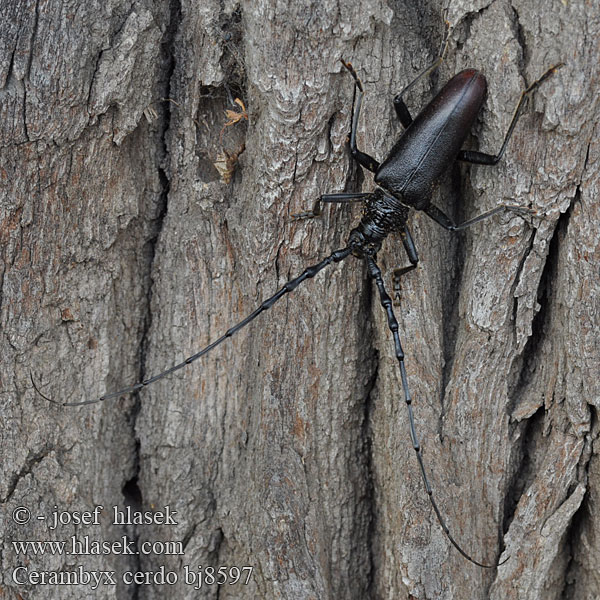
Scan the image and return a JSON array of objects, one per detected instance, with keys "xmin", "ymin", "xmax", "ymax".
[{"xmin": 33, "ymin": 34, "xmax": 562, "ymax": 568}]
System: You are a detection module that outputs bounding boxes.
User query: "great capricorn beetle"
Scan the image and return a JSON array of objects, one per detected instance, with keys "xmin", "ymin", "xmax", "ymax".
[{"xmin": 32, "ymin": 34, "xmax": 563, "ymax": 567}]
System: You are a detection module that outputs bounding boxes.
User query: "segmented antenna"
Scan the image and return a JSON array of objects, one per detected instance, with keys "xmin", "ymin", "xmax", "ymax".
[
  {"xmin": 365, "ymin": 255, "xmax": 507, "ymax": 568},
  {"xmin": 31, "ymin": 247, "xmax": 352, "ymax": 406},
  {"xmin": 31, "ymin": 244, "xmax": 506, "ymax": 567}
]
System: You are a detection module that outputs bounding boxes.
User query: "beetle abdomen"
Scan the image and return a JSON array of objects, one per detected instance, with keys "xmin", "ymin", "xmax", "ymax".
[{"xmin": 375, "ymin": 69, "xmax": 487, "ymax": 209}]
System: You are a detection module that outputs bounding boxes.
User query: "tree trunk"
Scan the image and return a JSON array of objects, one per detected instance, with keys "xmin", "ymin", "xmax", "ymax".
[{"xmin": 1, "ymin": 1, "xmax": 597, "ymax": 599}]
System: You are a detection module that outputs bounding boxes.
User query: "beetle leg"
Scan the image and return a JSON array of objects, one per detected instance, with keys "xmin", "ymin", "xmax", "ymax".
[
  {"xmin": 393, "ymin": 18, "xmax": 450, "ymax": 128},
  {"xmin": 457, "ymin": 63, "xmax": 564, "ymax": 166},
  {"xmin": 340, "ymin": 60, "xmax": 381, "ymax": 173},
  {"xmin": 424, "ymin": 202, "xmax": 535, "ymax": 231},
  {"xmin": 392, "ymin": 226, "xmax": 419, "ymax": 305},
  {"xmin": 291, "ymin": 192, "xmax": 369, "ymax": 220}
]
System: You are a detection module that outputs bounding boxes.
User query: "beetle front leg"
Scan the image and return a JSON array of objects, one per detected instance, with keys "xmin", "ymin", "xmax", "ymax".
[
  {"xmin": 393, "ymin": 226, "xmax": 419, "ymax": 305},
  {"xmin": 291, "ymin": 192, "xmax": 369, "ymax": 220}
]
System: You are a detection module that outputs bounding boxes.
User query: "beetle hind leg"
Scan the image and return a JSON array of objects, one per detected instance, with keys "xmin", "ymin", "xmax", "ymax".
[
  {"xmin": 340, "ymin": 59, "xmax": 381, "ymax": 173},
  {"xmin": 457, "ymin": 63, "xmax": 564, "ymax": 166},
  {"xmin": 393, "ymin": 16, "xmax": 450, "ymax": 127}
]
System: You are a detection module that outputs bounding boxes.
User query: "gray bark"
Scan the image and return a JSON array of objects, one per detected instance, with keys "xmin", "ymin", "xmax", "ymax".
[{"xmin": 1, "ymin": 0, "xmax": 597, "ymax": 599}]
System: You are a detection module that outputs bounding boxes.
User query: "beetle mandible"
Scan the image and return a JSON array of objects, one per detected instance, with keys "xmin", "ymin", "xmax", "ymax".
[{"xmin": 33, "ymin": 23, "xmax": 563, "ymax": 568}]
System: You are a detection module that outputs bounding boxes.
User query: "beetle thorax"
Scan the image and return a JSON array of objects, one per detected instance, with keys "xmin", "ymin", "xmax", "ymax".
[{"xmin": 347, "ymin": 188, "xmax": 410, "ymax": 256}]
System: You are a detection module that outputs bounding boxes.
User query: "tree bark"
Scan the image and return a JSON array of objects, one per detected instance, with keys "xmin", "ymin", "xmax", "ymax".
[{"xmin": 1, "ymin": 0, "xmax": 598, "ymax": 599}]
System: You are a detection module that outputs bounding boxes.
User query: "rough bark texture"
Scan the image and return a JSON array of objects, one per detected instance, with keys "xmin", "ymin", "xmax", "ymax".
[{"xmin": 1, "ymin": 0, "xmax": 598, "ymax": 599}]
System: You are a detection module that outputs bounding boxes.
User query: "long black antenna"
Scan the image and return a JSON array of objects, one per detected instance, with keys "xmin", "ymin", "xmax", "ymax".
[
  {"xmin": 31, "ymin": 247, "xmax": 353, "ymax": 406},
  {"xmin": 365, "ymin": 255, "xmax": 507, "ymax": 569}
]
